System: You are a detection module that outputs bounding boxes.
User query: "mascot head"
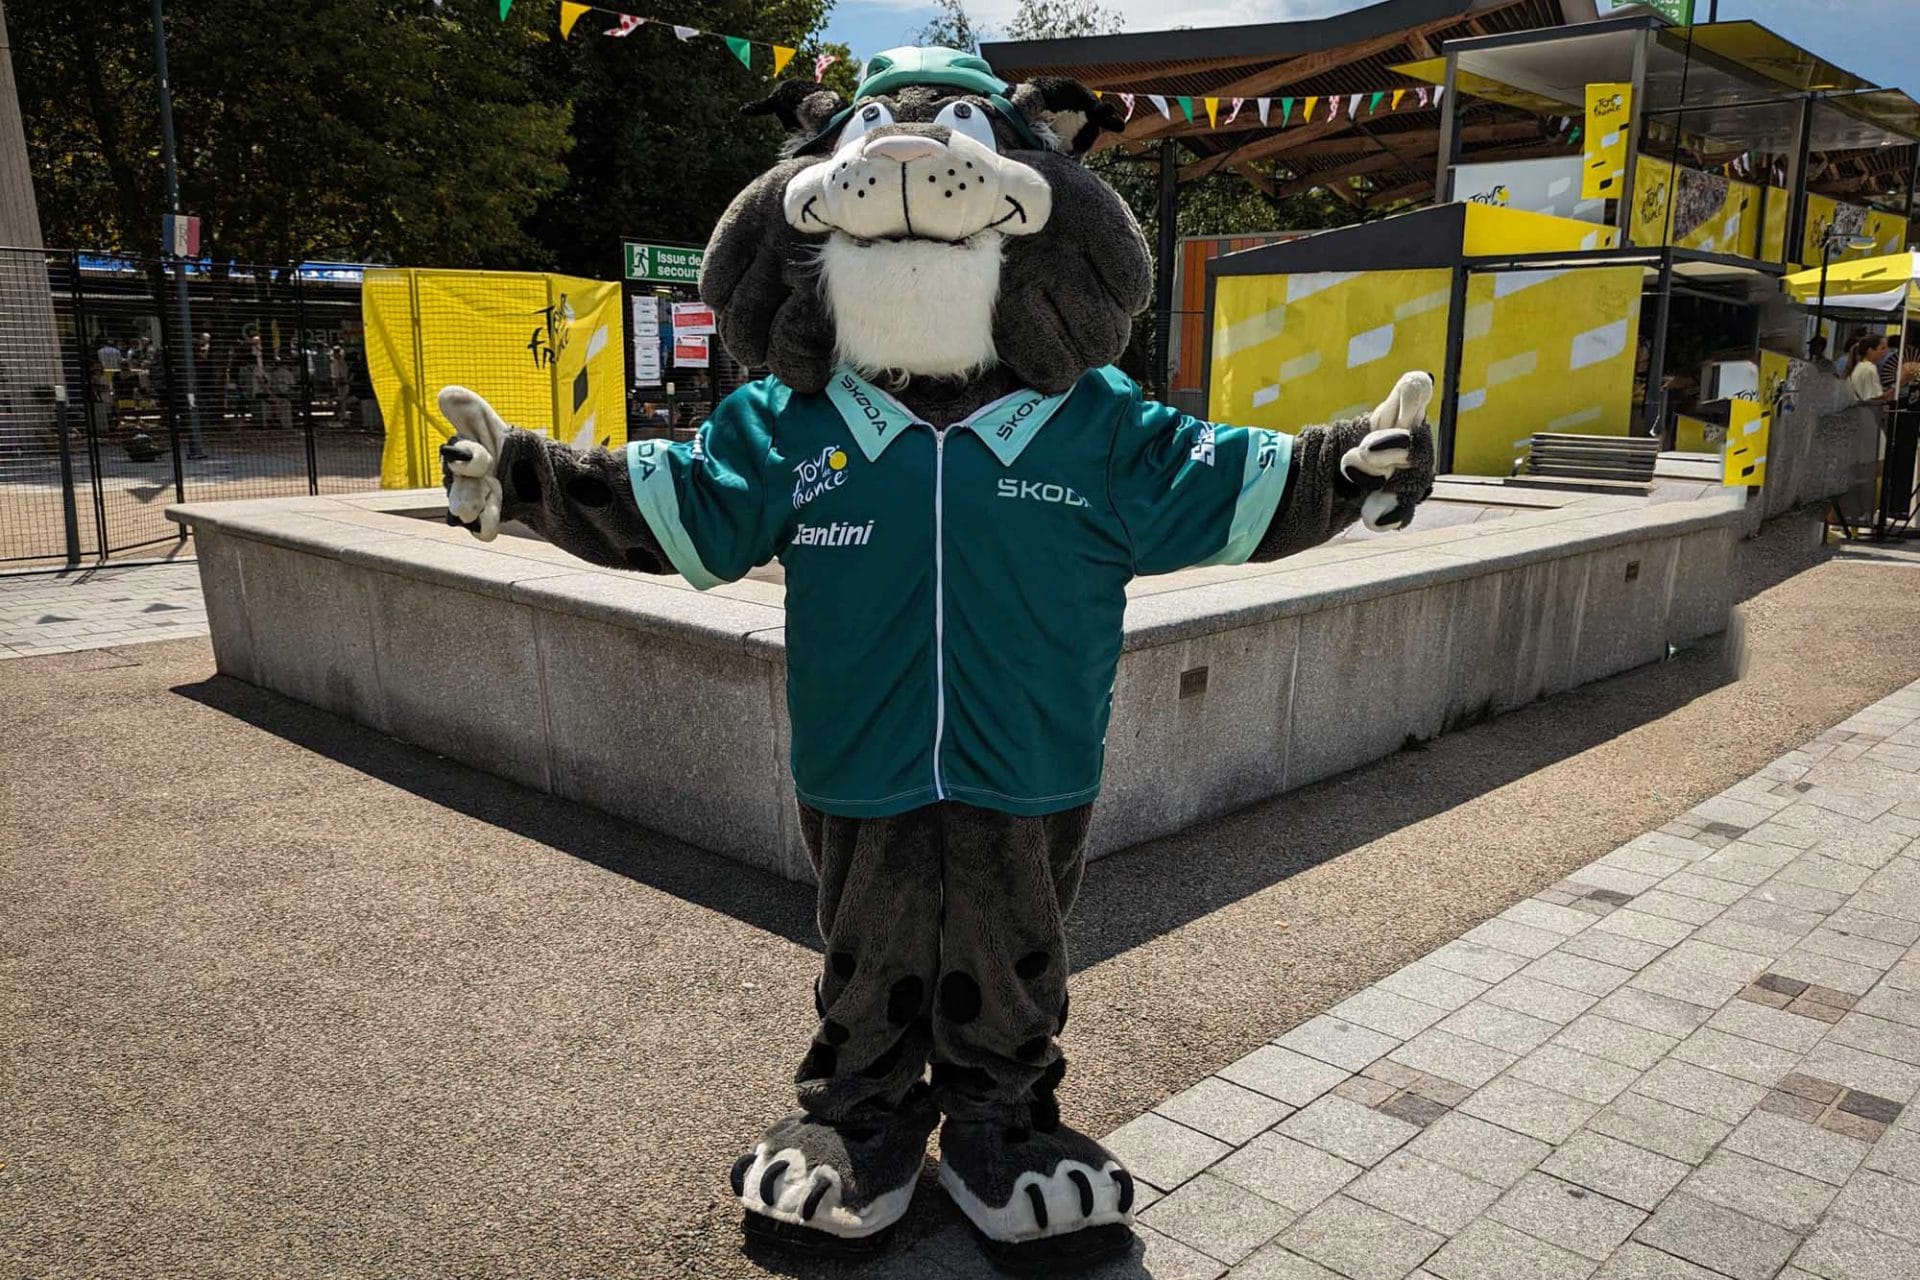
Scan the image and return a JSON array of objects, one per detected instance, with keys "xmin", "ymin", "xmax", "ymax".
[{"xmin": 699, "ymin": 47, "xmax": 1153, "ymax": 396}]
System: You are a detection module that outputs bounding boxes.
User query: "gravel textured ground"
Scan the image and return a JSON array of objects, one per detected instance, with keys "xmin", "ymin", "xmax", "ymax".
[{"xmin": 5, "ymin": 513, "xmax": 1920, "ymax": 1279}]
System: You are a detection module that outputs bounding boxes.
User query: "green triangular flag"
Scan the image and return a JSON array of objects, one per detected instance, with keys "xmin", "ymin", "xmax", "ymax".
[
  {"xmin": 1281, "ymin": 97, "xmax": 1293, "ymax": 125},
  {"xmin": 1569, "ymin": 125, "xmax": 1582, "ymax": 144},
  {"xmin": 498, "ymin": 0, "xmax": 511, "ymax": 17},
  {"xmin": 1368, "ymin": 91, "xmax": 1384, "ymax": 114},
  {"xmin": 724, "ymin": 35, "xmax": 753, "ymax": 69},
  {"xmin": 1176, "ymin": 96, "xmax": 1194, "ymax": 122}
]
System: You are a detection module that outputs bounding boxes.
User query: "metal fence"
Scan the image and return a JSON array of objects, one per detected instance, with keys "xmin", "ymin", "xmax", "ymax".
[{"xmin": 0, "ymin": 248, "xmax": 381, "ymax": 569}]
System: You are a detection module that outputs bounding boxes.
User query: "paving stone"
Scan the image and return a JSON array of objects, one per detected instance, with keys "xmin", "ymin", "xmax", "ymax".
[
  {"xmin": 1825, "ymin": 1167, "xmax": 1920, "ymax": 1244},
  {"xmin": 1520, "ymin": 952, "xmax": 1637, "ymax": 999},
  {"xmin": 1438, "ymin": 1001, "xmax": 1562, "ymax": 1055},
  {"xmin": 1854, "ymin": 984, "xmax": 1920, "ymax": 1031},
  {"xmin": 1405, "ymin": 1111, "xmax": 1551, "ymax": 1188},
  {"xmin": 1328, "ymin": 987, "xmax": 1450, "ymax": 1040},
  {"xmin": 1589, "ymin": 988, "xmax": 1715, "ymax": 1039},
  {"xmin": 1550, "ymin": 1014, "xmax": 1677, "ymax": 1071},
  {"xmin": 1500, "ymin": 899, "xmax": 1600, "ymax": 937},
  {"xmin": 1668, "ymin": 1026, "xmax": 1803, "ymax": 1087},
  {"xmin": 1825, "ymin": 908, "xmax": 1920, "ymax": 948},
  {"xmin": 1378, "ymin": 1091, "xmax": 1453, "ymax": 1128},
  {"xmin": 1566, "ymin": 865, "xmax": 1661, "ymax": 900},
  {"xmin": 1721, "ymin": 1110, "xmax": 1871, "ymax": 1185},
  {"xmin": 1218, "ymin": 1047, "xmax": 1353, "ymax": 1108},
  {"xmin": 1229, "ymin": 1245, "xmax": 1344, "ymax": 1280},
  {"xmin": 1509, "ymin": 1044, "xmax": 1642, "ymax": 1107},
  {"xmin": 1790, "ymin": 1217, "xmax": 1920, "ymax": 1280},
  {"xmin": 1422, "ymin": 1217, "xmax": 1597, "ymax": 1280},
  {"xmin": 1801, "ymin": 927, "xmax": 1908, "ymax": 970},
  {"xmin": 1277, "ymin": 1194, "xmax": 1443, "ymax": 1280},
  {"xmin": 1140, "ymin": 1172, "xmax": 1296, "ymax": 1266},
  {"xmin": 1459, "ymin": 917, "xmax": 1567, "ymax": 960},
  {"xmin": 1332, "ymin": 1075, "xmax": 1398, "ymax": 1107},
  {"xmin": 1629, "ymin": 1191, "xmax": 1799, "ymax": 1280},
  {"xmin": 1104, "ymin": 1112, "xmax": 1232, "ymax": 1191},
  {"xmin": 1344, "ymin": 1150, "xmax": 1501, "ymax": 1235},
  {"xmin": 1362, "ymin": 1059, "xmax": 1427, "ymax": 1090},
  {"xmin": 1425, "ymin": 940, "xmax": 1531, "ymax": 985},
  {"xmin": 1482, "ymin": 975, "xmax": 1601, "ymax": 1025},
  {"xmin": 1627, "ymin": 958, "xmax": 1748, "ymax": 1009},
  {"xmin": 1828, "ymin": 1012, "xmax": 1920, "ymax": 1067},
  {"xmin": 1795, "ymin": 1040, "xmax": 1920, "ymax": 1103},
  {"xmin": 1588, "ymin": 1093, "xmax": 1731, "ymax": 1164},
  {"xmin": 1863, "ymin": 1123, "xmax": 1920, "ymax": 1181},
  {"xmin": 1769, "ymin": 948, "xmax": 1886, "ymax": 996},
  {"xmin": 1704, "ymin": 996, "xmax": 1830, "ymax": 1051},
  {"xmin": 1760, "ymin": 1090, "xmax": 1827, "ymax": 1122},
  {"xmin": 1539, "ymin": 1132, "xmax": 1689, "ymax": 1212},
  {"xmin": 1778, "ymin": 853, "xmax": 1874, "ymax": 895},
  {"xmin": 1486, "ymin": 1171, "xmax": 1645, "ymax": 1262},
  {"xmin": 1662, "ymin": 871, "xmax": 1758, "ymax": 906},
  {"xmin": 1156, "ymin": 1076, "xmax": 1295, "ymax": 1146},
  {"xmin": 1457, "ymin": 1076, "xmax": 1598, "ymax": 1145},
  {"xmin": 1210, "ymin": 1133, "xmax": 1362, "ymax": 1214},
  {"xmin": 1778, "ymin": 1072, "xmax": 1844, "ymax": 1104},
  {"xmin": 1274, "ymin": 1016, "xmax": 1403, "ymax": 1072},
  {"xmin": 1389, "ymin": 1029, "xmax": 1518, "ymax": 1090},
  {"xmin": 1681, "ymin": 1148, "xmax": 1837, "ymax": 1233},
  {"xmin": 1375, "ymin": 961, "xmax": 1494, "ymax": 1013},
  {"xmin": 1558, "ymin": 929, "xmax": 1668, "ymax": 971},
  {"xmin": 1275, "ymin": 1096, "xmax": 1419, "ymax": 1168},
  {"xmin": 1591, "ymin": 909, "xmax": 1696, "ymax": 948},
  {"xmin": 1625, "ymin": 890, "xmax": 1724, "ymax": 927},
  {"xmin": 1630, "ymin": 1058, "xmax": 1768, "ymax": 1124},
  {"xmin": 1759, "ymin": 880, "xmax": 1851, "ymax": 916},
  {"xmin": 1589, "ymin": 1241, "xmax": 1735, "ymax": 1279}
]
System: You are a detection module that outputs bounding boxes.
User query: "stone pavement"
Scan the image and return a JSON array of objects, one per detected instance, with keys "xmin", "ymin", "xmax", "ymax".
[
  {"xmin": 0, "ymin": 563, "xmax": 207, "ymax": 658},
  {"xmin": 889, "ymin": 680, "xmax": 1920, "ymax": 1279}
]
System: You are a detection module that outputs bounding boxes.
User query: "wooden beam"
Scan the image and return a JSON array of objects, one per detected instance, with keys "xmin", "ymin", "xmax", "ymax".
[
  {"xmin": 1175, "ymin": 118, "xmax": 1351, "ymax": 181},
  {"xmin": 1269, "ymin": 150, "xmax": 1414, "ymax": 198},
  {"xmin": 1184, "ymin": 119, "xmax": 1541, "ymax": 186},
  {"xmin": 1232, "ymin": 162, "xmax": 1278, "ymax": 196}
]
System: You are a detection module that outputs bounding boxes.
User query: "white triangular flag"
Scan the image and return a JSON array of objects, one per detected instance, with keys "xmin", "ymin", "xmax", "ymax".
[
  {"xmin": 1347, "ymin": 94, "xmax": 1361, "ymax": 118},
  {"xmin": 1434, "ymin": 86, "xmax": 1446, "ymax": 107},
  {"xmin": 1148, "ymin": 94, "xmax": 1170, "ymax": 119},
  {"xmin": 672, "ymin": 24, "xmax": 698, "ymax": 41},
  {"xmin": 1256, "ymin": 98, "xmax": 1270, "ymax": 125}
]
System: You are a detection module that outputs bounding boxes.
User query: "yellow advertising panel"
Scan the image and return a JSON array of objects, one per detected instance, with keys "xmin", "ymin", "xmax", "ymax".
[
  {"xmin": 365, "ymin": 268, "xmax": 626, "ymax": 489},
  {"xmin": 1723, "ymin": 396, "xmax": 1768, "ymax": 486},
  {"xmin": 1762, "ymin": 191, "xmax": 1791, "ymax": 265},
  {"xmin": 1208, "ymin": 269, "xmax": 1454, "ymax": 430},
  {"xmin": 1462, "ymin": 204, "xmax": 1618, "ymax": 256},
  {"xmin": 1454, "ymin": 265, "xmax": 1643, "ymax": 477},
  {"xmin": 1628, "ymin": 156, "xmax": 1760, "ymax": 257},
  {"xmin": 1674, "ymin": 414, "xmax": 1724, "ymax": 453},
  {"xmin": 1583, "ymin": 83, "xmax": 1632, "ymax": 200}
]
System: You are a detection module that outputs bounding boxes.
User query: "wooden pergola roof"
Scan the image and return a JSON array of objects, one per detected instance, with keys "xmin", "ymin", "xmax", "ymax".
[{"xmin": 981, "ymin": 0, "xmax": 1600, "ymax": 211}]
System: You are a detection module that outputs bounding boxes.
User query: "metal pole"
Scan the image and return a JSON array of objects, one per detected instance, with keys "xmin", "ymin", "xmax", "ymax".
[
  {"xmin": 1151, "ymin": 140, "xmax": 1178, "ymax": 398},
  {"xmin": 1434, "ymin": 52, "xmax": 1461, "ymax": 203},
  {"xmin": 1816, "ymin": 236, "xmax": 1833, "ymax": 346},
  {"xmin": 294, "ymin": 268, "xmax": 318, "ymax": 492},
  {"xmin": 1437, "ymin": 263, "xmax": 1469, "ymax": 474},
  {"xmin": 151, "ymin": 0, "xmax": 203, "ymax": 460},
  {"xmin": 54, "ymin": 384, "xmax": 80, "ymax": 566},
  {"xmin": 1617, "ymin": 29, "xmax": 1650, "ymax": 245},
  {"xmin": 1644, "ymin": 249, "xmax": 1675, "ymax": 440}
]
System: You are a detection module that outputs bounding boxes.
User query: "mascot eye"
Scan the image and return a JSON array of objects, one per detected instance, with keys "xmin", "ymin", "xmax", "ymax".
[
  {"xmin": 839, "ymin": 102, "xmax": 894, "ymax": 147},
  {"xmin": 934, "ymin": 101, "xmax": 999, "ymax": 152}
]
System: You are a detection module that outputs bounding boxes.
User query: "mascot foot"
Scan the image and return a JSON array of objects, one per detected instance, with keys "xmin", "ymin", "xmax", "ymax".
[
  {"xmin": 732, "ymin": 1095, "xmax": 937, "ymax": 1258},
  {"xmin": 937, "ymin": 1116, "xmax": 1137, "ymax": 1275}
]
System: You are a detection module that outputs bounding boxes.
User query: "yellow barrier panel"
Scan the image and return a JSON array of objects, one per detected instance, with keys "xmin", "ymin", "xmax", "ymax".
[
  {"xmin": 1462, "ymin": 203, "xmax": 1617, "ymax": 256},
  {"xmin": 365, "ymin": 268, "xmax": 626, "ymax": 489},
  {"xmin": 1629, "ymin": 156, "xmax": 1760, "ymax": 258},
  {"xmin": 1583, "ymin": 83, "xmax": 1632, "ymax": 200},
  {"xmin": 1723, "ymin": 396, "xmax": 1768, "ymax": 487}
]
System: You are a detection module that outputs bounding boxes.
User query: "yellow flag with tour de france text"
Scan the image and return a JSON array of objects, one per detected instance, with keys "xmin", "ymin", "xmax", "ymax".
[
  {"xmin": 1723, "ymin": 396, "xmax": 1768, "ymax": 487},
  {"xmin": 1583, "ymin": 82, "xmax": 1632, "ymax": 200},
  {"xmin": 364, "ymin": 269, "xmax": 626, "ymax": 490}
]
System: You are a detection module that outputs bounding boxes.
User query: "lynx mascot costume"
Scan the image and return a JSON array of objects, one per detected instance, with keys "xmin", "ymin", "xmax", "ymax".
[{"xmin": 439, "ymin": 47, "xmax": 1435, "ymax": 1274}]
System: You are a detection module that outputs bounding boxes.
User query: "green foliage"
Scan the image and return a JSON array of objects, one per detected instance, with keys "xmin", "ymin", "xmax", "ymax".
[
  {"xmin": 915, "ymin": 0, "xmax": 986, "ymax": 53},
  {"xmin": 1003, "ymin": 0, "xmax": 1121, "ymax": 40},
  {"xmin": 16, "ymin": 0, "xmax": 574, "ymax": 265}
]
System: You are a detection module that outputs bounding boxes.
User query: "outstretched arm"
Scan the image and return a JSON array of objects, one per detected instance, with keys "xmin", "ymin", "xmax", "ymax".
[
  {"xmin": 439, "ymin": 386, "xmax": 672, "ymax": 573},
  {"xmin": 1250, "ymin": 370, "xmax": 1437, "ymax": 561}
]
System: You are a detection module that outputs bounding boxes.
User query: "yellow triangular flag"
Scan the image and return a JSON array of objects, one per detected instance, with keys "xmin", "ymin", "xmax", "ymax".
[
  {"xmin": 559, "ymin": 0, "xmax": 589, "ymax": 39},
  {"xmin": 1303, "ymin": 96, "xmax": 1318, "ymax": 121},
  {"xmin": 772, "ymin": 45, "xmax": 797, "ymax": 76},
  {"xmin": 1204, "ymin": 97, "xmax": 1219, "ymax": 127},
  {"xmin": 1392, "ymin": 88, "xmax": 1406, "ymax": 110}
]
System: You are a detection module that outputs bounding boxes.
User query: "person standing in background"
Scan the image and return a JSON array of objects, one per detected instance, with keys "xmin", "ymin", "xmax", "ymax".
[{"xmin": 1850, "ymin": 334, "xmax": 1892, "ymax": 403}]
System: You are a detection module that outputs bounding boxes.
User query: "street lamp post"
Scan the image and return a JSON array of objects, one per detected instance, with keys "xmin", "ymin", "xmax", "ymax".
[{"xmin": 151, "ymin": 0, "xmax": 205, "ymax": 462}]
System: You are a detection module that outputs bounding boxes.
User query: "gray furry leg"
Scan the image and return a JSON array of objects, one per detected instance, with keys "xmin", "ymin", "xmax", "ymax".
[
  {"xmin": 928, "ymin": 803, "xmax": 1135, "ymax": 1256},
  {"xmin": 734, "ymin": 804, "xmax": 942, "ymax": 1246}
]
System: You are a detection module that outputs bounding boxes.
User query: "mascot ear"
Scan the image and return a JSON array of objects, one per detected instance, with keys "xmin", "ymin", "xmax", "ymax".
[
  {"xmin": 1010, "ymin": 77, "xmax": 1128, "ymax": 158},
  {"xmin": 742, "ymin": 80, "xmax": 850, "ymax": 149}
]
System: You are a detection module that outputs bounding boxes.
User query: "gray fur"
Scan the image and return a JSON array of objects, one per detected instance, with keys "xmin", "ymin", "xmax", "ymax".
[
  {"xmin": 754, "ymin": 1101, "xmax": 937, "ymax": 1215},
  {"xmin": 1255, "ymin": 415, "xmax": 1438, "ymax": 560},
  {"xmin": 485, "ymin": 428, "xmax": 667, "ymax": 572}
]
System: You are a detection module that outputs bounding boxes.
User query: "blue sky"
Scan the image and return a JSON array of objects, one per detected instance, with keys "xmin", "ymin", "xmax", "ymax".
[{"xmin": 822, "ymin": 0, "xmax": 1920, "ymax": 98}]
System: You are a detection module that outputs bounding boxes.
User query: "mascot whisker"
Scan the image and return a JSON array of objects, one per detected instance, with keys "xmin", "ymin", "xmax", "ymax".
[{"xmin": 439, "ymin": 46, "xmax": 1435, "ymax": 1273}]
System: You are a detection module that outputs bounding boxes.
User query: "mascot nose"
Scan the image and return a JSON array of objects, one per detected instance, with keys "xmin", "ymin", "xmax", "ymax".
[{"xmin": 863, "ymin": 135, "xmax": 944, "ymax": 164}]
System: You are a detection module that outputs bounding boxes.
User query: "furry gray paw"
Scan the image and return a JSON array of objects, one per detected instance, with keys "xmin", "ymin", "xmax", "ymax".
[
  {"xmin": 437, "ymin": 386, "xmax": 507, "ymax": 542},
  {"xmin": 1342, "ymin": 371, "xmax": 1437, "ymax": 532},
  {"xmin": 733, "ymin": 1141, "xmax": 915, "ymax": 1240}
]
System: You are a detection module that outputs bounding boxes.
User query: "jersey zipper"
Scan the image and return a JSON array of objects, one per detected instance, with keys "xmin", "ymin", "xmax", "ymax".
[{"xmin": 931, "ymin": 427, "xmax": 948, "ymax": 801}]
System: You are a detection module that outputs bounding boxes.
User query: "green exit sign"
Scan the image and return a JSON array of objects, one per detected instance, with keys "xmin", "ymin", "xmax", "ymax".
[
  {"xmin": 1612, "ymin": 0, "xmax": 1694, "ymax": 23},
  {"xmin": 624, "ymin": 241, "xmax": 704, "ymax": 284}
]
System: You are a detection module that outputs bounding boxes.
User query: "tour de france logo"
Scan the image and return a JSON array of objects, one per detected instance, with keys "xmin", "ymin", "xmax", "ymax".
[{"xmin": 792, "ymin": 444, "xmax": 851, "ymax": 509}]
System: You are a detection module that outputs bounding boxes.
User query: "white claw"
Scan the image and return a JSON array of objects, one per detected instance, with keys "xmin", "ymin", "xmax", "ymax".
[
  {"xmin": 1369, "ymin": 370, "xmax": 1434, "ymax": 433},
  {"xmin": 1361, "ymin": 490, "xmax": 1404, "ymax": 531}
]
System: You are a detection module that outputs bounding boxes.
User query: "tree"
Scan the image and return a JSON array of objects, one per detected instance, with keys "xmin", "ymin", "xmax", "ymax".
[
  {"xmin": 15, "ymin": 0, "xmax": 575, "ymax": 265},
  {"xmin": 1004, "ymin": 0, "xmax": 1121, "ymax": 40},
  {"xmin": 916, "ymin": 0, "xmax": 986, "ymax": 53}
]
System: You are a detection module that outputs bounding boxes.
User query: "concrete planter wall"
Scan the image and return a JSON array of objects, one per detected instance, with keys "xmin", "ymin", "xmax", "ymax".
[{"xmin": 171, "ymin": 484, "xmax": 1744, "ymax": 884}]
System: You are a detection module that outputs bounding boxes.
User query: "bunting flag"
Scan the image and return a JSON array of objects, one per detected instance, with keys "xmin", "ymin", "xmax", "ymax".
[
  {"xmin": 772, "ymin": 45, "xmax": 796, "ymax": 76},
  {"xmin": 1368, "ymin": 91, "xmax": 1384, "ymax": 114},
  {"xmin": 672, "ymin": 24, "xmax": 697, "ymax": 40},
  {"xmin": 1204, "ymin": 97, "xmax": 1219, "ymax": 128},
  {"xmin": 1347, "ymin": 93, "xmax": 1362, "ymax": 117},
  {"xmin": 1328, "ymin": 96, "xmax": 1342, "ymax": 121},
  {"xmin": 1434, "ymin": 86, "xmax": 1446, "ymax": 107},
  {"xmin": 1120, "ymin": 92, "xmax": 1135, "ymax": 121},
  {"xmin": 1176, "ymin": 96, "xmax": 1195, "ymax": 122},
  {"xmin": 815, "ymin": 53, "xmax": 838, "ymax": 81},
  {"xmin": 499, "ymin": 0, "xmax": 511, "ymax": 18},
  {"xmin": 724, "ymin": 34, "xmax": 752, "ymax": 67},
  {"xmin": 1416, "ymin": 87, "xmax": 1430, "ymax": 108},
  {"xmin": 1148, "ymin": 94, "xmax": 1170, "ymax": 119},
  {"xmin": 1281, "ymin": 97, "xmax": 1293, "ymax": 125},
  {"xmin": 1304, "ymin": 96, "xmax": 1319, "ymax": 122},
  {"xmin": 1256, "ymin": 97, "xmax": 1271, "ymax": 125},
  {"xmin": 1226, "ymin": 97, "xmax": 1244, "ymax": 125},
  {"xmin": 1391, "ymin": 88, "xmax": 1406, "ymax": 110},
  {"xmin": 559, "ymin": 0, "xmax": 589, "ymax": 38},
  {"xmin": 606, "ymin": 13, "xmax": 643, "ymax": 35}
]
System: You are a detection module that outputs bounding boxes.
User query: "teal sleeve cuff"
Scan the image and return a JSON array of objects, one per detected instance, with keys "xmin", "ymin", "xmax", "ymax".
[
  {"xmin": 1200, "ymin": 428, "xmax": 1293, "ymax": 566},
  {"xmin": 626, "ymin": 439, "xmax": 725, "ymax": 590}
]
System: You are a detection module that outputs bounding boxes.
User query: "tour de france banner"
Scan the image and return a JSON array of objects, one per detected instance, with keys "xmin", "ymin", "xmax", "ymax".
[
  {"xmin": 1723, "ymin": 394, "xmax": 1769, "ymax": 487},
  {"xmin": 1630, "ymin": 156, "xmax": 1761, "ymax": 257},
  {"xmin": 1582, "ymin": 82, "xmax": 1632, "ymax": 200},
  {"xmin": 364, "ymin": 269, "xmax": 626, "ymax": 489}
]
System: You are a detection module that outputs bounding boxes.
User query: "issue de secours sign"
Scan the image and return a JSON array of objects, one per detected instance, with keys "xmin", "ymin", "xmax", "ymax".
[{"xmin": 623, "ymin": 241, "xmax": 705, "ymax": 285}]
